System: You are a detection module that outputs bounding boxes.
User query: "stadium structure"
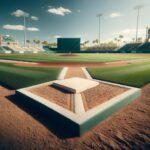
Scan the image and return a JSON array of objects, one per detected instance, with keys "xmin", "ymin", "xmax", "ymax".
[
  {"xmin": 57, "ymin": 38, "xmax": 80, "ymax": 53},
  {"xmin": 116, "ymin": 42, "xmax": 150, "ymax": 53},
  {"xmin": 0, "ymin": 34, "xmax": 44, "ymax": 54},
  {"xmin": 45, "ymin": 38, "xmax": 81, "ymax": 53}
]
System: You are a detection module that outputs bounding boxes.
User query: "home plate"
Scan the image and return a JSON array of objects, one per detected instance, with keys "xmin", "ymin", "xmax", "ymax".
[{"xmin": 52, "ymin": 77, "xmax": 99, "ymax": 93}]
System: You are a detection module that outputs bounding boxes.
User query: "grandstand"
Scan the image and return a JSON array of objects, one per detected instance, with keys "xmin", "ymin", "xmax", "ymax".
[
  {"xmin": 0, "ymin": 45, "xmax": 44, "ymax": 54},
  {"xmin": 136, "ymin": 42, "xmax": 150, "ymax": 53},
  {"xmin": 117, "ymin": 42, "xmax": 150, "ymax": 53},
  {"xmin": 117, "ymin": 43, "xmax": 142, "ymax": 53},
  {"xmin": 0, "ymin": 34, "xmax": 44, "ymax": 54}
]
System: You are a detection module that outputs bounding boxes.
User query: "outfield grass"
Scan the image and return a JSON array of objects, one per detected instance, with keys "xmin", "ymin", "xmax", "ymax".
[
  {"xmin": 87, "ymin": 61, "xmax": 150, "ymax": 87},
  {"xmin": 0, "ymin": 63, "xmax": 61, "ymax": 89},
  {"xmin": 0, "ymin": 53, "xmax": 149, "ymax": 63}
]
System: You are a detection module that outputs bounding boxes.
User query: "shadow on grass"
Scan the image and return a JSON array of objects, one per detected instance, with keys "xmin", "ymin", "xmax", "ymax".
[{"xmin": 7, "ymin": 94, "xmax": 78, "ymax": 139}]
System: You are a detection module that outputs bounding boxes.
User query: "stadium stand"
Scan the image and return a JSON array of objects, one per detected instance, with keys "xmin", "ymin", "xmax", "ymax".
[
  {"xmin": 136, "ymin": 42, "xmax": 150, "ymax": 53},
  {"xmin": 0, "ymin": 46, "xmax": 5, "ymax": 53},
  {"xmin": 117, "ymin": 42, "xmax": 150, "ymax": 53},
  {"xmin": 2, "ymin": 46, "xmax": 14, "ymax": 53},
  {"xmin": 117, "ymin": 43, "xmax": 142, "ymax": 53},
  {"xmin": 6, "ymin": 46, "xmax": 44, "ymax": 53}
]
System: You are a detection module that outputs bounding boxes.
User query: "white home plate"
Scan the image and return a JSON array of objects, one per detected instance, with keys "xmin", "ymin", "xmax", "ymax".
[{"xmin": 52, "ymin": 77, "xmax": 99, "ymax": 93}]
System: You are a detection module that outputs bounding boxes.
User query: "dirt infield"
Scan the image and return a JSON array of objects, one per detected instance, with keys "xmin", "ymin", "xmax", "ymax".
[
  {"xmin": 82, "ymin": 84, "xmax": 128, "ymax": 111},
  {"xmin": 0, "ymin": 63, "xmax": 150, "ymax": 149},
  {"xmin": 28, "ymin": 85, "xmax": 73, "ymax": 111},
  {"xmin": 0, "ymin": 84, "xmax": 149, "ymax": 149},
  {"xmin": 65, "ymin": 67, "xmax": 87, "ymax": 78},
  {"xmin": 2, "ymin": 57, "xmax": 149, "ymax": 68},
  {"xmin": 15, "ymin": 62, "xmax": 129, "ymax": 68}
]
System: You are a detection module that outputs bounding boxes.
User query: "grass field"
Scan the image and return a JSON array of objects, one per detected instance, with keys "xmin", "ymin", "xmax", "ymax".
[
  {"xmin": 0, "ymin": 53, "xmax": 149, "ymax": 63},
  {"xmin": 87, "ymin": 61, "xmax": 150, "ymax": 87},
  {"xmin": 0, "ymin": 63, "xmax": 61, "ymax": 89}
]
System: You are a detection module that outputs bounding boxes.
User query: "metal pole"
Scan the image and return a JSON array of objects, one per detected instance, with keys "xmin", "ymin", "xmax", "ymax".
[
  {"xmin": 135, "ymin": 8, "xmax": 140, "ymax": 43},
  {"xmin": 23, "ymin": 15, "xmax": 27, "ymax": 46},
  {"xmin": 98, "ymin": 16, "xmax": 100, "ymax": 46},
  {"xmin": 97, "ymin": 13, "xmax": 103, "ymax": 46},
  {"xmin": 134, "ymin": 5, "xmax": 143, "ymax": 43}
]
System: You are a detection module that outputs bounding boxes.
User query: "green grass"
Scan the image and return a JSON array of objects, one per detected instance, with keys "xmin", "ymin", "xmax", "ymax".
[
  {"xmin": 87, "ymin": 61, "xmax": 150, "ymax": 87},
  {"xmin": 0, "ymin": 53, "xmax": 149, "ymax": 63},
  {"xmin": 0, "ymin": 63, "xmax": 61, "ymax": 89}
]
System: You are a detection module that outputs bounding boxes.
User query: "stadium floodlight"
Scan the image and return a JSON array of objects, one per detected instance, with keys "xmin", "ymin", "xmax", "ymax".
[
  {"xmin": 23, "ymin": 12, "xmax": 29, "ymax": 46},
  {"xmin": 23, "ymin": 15, "xmax": 27, "ymax": 46},
  {"xmin": 96, "ymin": 13, "xmax": 103, "ymax": 46},
  {"xmin": 134, "ymin": 5, "xmax": 144, "ymax": 43}
]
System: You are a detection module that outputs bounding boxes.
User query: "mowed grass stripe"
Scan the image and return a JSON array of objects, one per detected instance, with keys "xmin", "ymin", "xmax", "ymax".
[
  {"xmin": 0, "ymin": 63, "xmax": 61, "ymax": 89},
  {"xmin": 87, "ymin": 61, "xmax": 150, "ymax": 87},
  {"xmin": 0, "ymin": 54, "xmax": 149, "ymax": 63}
]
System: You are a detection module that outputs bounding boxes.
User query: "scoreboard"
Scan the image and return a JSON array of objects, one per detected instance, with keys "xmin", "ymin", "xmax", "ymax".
[{"xmin": 57, "ymin": 38, "xmax": 80, "ymax": 52}]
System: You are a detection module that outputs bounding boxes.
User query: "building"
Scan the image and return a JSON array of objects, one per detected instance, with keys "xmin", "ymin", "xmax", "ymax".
[
  {"xmin": 0, "ymin": 35, "xmax": 18, "ymax": 46},
  {"xmin": 57, "ymin": 38, "xmax": 80, "ymax": 53}
]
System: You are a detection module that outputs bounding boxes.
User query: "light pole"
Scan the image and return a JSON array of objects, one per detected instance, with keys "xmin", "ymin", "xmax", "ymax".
[
  {"xmin": 134, "ymin": 5, "xmax": 143, "ymax": 43},
  {"xmin": 96, "ymin": 13, "xmax": 103, "ymax": 46},
  {"xmin": 23, "ymin": 15, "xmax": 27, "ymax": 46}
]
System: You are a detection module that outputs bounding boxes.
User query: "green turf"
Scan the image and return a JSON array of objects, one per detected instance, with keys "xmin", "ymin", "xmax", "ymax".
[
  {"xmin": 0, "ymin": 63, "xmax": 61, "ymax": 89},
  {"xmin": 0, "ymin": 53, "xmax": 149, "ymax": 63},
  {"xmin": 87, "ymin": 61, "xmax": 150, "ymax": 87}
]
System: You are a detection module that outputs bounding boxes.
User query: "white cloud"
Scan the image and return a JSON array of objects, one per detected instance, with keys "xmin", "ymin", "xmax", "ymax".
[
  {"xmin": 112, "ymin": 28, "xmax": 145, "ymax": 42},
  {"xmin": 48, "ymin": 7, "xmax": 72, "ymax": 16},
  {"xmin": 31, "ymin": 16, "xmax": 39, "ymax": 21},
  {"xmin": 2, "ymin": 24, "xmax": 25, "ymax": 30},
  {"xmin": 113, "ymin": 28, "xmax": 145, "ymax": 36},
  {"xmin": 110, "ymin": 12, "xmax": 124, "ymax": 18},
  {"xmin": 2, "ymin": 24, "xmax": 39, "ymax": 32},
  {"xmin": 27, "ymin": 27, "xmax": 40, "ymax": 31},
  {"xmin": 11, "ymin": 10, "xmax": 29, "ymax": 17},
  {"xmin": 53, "ymin": 35, "xmax": 62, "ymax": 38},
  {"xmin": 77, "ymin": 9, "xmax": 81, "ymax": 13}
]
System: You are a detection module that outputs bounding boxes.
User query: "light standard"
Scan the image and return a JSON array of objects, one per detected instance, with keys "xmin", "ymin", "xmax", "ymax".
[
  {"xmin": 134, "ymin": 5, "xmax": 144, "ymax": 43},
  {"xmin": 96, "ymin": 13, "xmax": 103, "ymax": 46},
  {"xmin": 23, "ymin": 15, "xmax": 27, "ymax": 46}
]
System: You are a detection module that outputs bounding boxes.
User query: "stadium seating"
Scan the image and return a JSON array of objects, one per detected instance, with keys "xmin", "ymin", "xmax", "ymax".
[
  {"xmin": 3, "ymin": 45, "xmax": 45, "ymax": 53},
  {"xmin": 0, "ymin": 46, "xmax": 5, "ymax": 53},
  {"xmin": 136, "ymin": 42, "xmax": 150, "ymax": 53},
  {"xmin": 2, "ymin": 46, "xmax": 14, "ymax": 52},
  {"xmin": 117, "ymin": 43, "xmax": 142, "ymax": 53}
]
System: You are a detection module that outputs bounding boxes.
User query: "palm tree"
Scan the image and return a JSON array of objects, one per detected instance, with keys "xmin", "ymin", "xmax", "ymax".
[
  {"xmin": 36, "ymin": 40, "xmax": 41, "ymax": 47},
  {"xmin": 42, "ymin": 41, "xmax": 49, "ymax": 46},
  {"xmin": 26, "ymin": 40, "xmax": 30, "ymax": 47}
]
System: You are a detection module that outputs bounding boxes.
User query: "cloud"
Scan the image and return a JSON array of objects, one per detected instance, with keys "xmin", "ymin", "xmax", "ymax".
[
  {"xmin": 27, "ymin": 27, "xmax": 40, "ymax": 31},
  {"xmin": 2, "ymin": 24, "xmax": 39, "ymax": 32},
  {"xmin": 110, "ymin": 12, "xmax": 124, "ymax": 18},
  {"xmin": 112, "ymin": 28, "xmax": 145, "ymax": 42},
  {"xmin": 2, "ymin": 24, "xmax": 25, "ymax": 30},
  {"xmin": 53, "ymin": 35, "xmax": 62, "ymax": 38},
  {"xmin": 48, "ymin": 7, "xmax": 72, "ymax": 16},
  {"xmin": 31, "ymin": 16, "xmax": 39, "ymax": 21},
  {"xmin": 11, "ymin": 10, "xmax": 29, "ymax": 17},
  {"xmin": 77, "ymin": 9, "xmax": 81, "ymax": 13},
  {"xmin": 113, "ymin": 28, "xmax": 145, "ymax": 36}
]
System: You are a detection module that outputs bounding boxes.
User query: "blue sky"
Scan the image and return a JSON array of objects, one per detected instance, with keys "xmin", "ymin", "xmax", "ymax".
[{"xmin": 0, "ymin": 0, "xmax": 150, "ymax": 44}]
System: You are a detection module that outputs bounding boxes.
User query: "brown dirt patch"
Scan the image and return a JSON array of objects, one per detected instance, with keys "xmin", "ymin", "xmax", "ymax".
[
  {"xmin": 65, "ymin": 67, "xmax": 87, "ymax": 79},
  {"xmin": 28, "ymin": 85, "xmax": 73, "ymax": 112},
  {"xmin": 60, "ymin": 54, "xmax": 80, "ymax": 56},
  {"xmin": 0, "ymin": 84, "xmax": 150, "ymax": 149},
  {"xmin": 82, "ymin": 84, "xmax": 128, "ymax": 111},
  {"xmin": 15, "ymin": 62, "xmax": 129, "ymax": 68}
]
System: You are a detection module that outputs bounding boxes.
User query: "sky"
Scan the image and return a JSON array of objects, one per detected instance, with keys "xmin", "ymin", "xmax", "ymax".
[{"xmin": 0, "ymin": 0, "xmax": 150, "ymax": 44}]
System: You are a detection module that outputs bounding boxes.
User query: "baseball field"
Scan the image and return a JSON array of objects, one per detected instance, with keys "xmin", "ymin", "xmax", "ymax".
[
  {"xmin": 0, "ymin": 53, "xmax": 149, "ymax": 62},
  {"xmin": 0, "ymin": 53, "xmax": 150, "ymax": 149},
  {"xmin": 0, "ymin": 53, "xmax": 150, "ymax": 89}
]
